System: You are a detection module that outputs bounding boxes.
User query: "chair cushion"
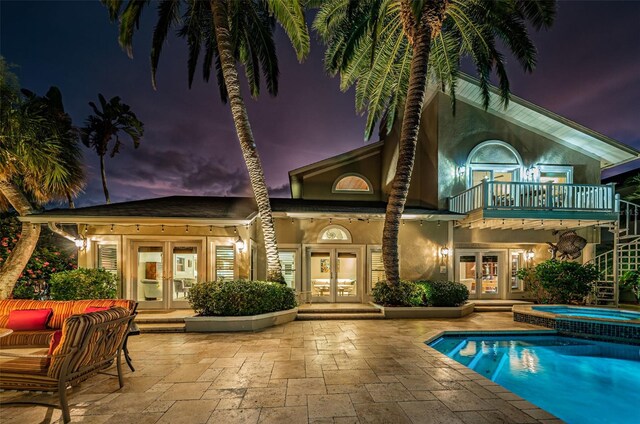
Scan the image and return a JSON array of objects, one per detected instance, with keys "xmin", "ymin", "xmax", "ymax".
[
  {"xmin": 6, "ymin": 309, "xmax": 53, "ymax": 331},
  {"xmin": 84, "ymin": 306, "xmax": 111, "ymax": 313},
  {"xmin": 47, "ymin": 330, "xmax": 63, "ymax": 356},
  {"xmin": 0, "ymin": 330, "xmax": 54, "ymax": 348},
  {"xmin": 0, "ymin": 348, "xmax": 49, "ymax": 376}
]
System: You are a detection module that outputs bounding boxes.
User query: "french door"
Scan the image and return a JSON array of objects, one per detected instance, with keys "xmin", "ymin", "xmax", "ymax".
[
  {"xmin": 455, "ymin": 250, "xmax": 503, "ymax": 299},
  {"xmin": 307, "ymin": 247, "xmax": 361, "ymax": 303},
  {"xmin": 131, "ymin": 240, "xmax": 203, "ymax": 309}
]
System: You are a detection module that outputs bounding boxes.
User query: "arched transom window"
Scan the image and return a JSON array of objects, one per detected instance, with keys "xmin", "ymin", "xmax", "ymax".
[
  {"xmin": 318, "ymin": 225, "xmax": 352, "ymax": 243},
  {"xmin": 332, "ymin": 174, "xmax": 373, "ymax": 193},
  {"xmin": 465, "ymin": 140, "xmax": 523, "ymax": 188}
]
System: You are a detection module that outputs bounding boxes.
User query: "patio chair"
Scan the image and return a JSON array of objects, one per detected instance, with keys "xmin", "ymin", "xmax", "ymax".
[{"xmin": 0, "ymin": 307, "xmax": 135, "ymax": 423}]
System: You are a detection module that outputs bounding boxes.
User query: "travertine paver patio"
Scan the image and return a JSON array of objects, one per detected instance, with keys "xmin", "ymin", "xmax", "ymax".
[{"xmin": 0, "ymin": 312, "xmax": 562, "ymax": 423}]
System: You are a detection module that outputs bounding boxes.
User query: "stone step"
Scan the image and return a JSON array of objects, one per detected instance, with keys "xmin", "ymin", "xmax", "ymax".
[
  {"xmin": 474, "ymin": 306, "xmax": 514, "ymax": 312},
  {"xmin": 135, "ymin": 316, "xmax": 187, "ymax": 324},
  {"xmin": 298, "ymin": 307, "xmax": 380, "ymax": 314},
  {"xmin": 137, "ymin": 323, "xmax": 186, "ymax": 333},
  {"xmin": 296, "ymin": 312, "xmax": 384, "ymax": 320}
]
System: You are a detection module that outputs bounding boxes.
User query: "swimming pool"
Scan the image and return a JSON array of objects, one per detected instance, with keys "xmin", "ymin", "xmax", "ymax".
[
  {"xmin": 532, "ymin": 305, "xmax": 640, "ymax": 321},
  {"xmin": 429, "ymin": 333, "xmax": 640, "ymax": 424}
]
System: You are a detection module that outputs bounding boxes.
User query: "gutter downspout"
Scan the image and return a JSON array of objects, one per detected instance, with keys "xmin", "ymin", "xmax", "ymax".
[{"xmin": 48, "ymin": 222, "xmax": 84, "ymax": 249}]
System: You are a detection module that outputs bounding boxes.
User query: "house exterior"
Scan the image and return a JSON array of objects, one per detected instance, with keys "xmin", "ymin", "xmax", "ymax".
[{"xmin": 22, "ymin": 75, "xmax": 639, "ymax": 310}]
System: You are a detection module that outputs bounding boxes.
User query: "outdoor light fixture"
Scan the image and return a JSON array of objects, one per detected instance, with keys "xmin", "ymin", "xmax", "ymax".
[
  {"xmin": 440, "ymin": 246, "xmax": 450, "ymax": 261},
  {"xmin": 74, "ymin": 238, "xmax": 86, "ymax": 250},
  {"xmin": 456, "ymin": 165, "xmax": 466, "ymax": 177},
  {"xmin": 525, "ymin": 249, "xmax": 535, "ymax": 263},
  {"xmin": 235, "ymin": 235, "xmax": 245, "ymax": 252}
]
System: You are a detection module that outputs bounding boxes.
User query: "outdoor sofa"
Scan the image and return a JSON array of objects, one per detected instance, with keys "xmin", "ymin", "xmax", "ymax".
[{"xmin": 0, "ymin": 306, "xmax": 135, "ymax": 423}]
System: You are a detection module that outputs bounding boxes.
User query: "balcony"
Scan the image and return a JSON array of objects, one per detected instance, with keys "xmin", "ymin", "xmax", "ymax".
[{"xmin": 449, "ymin": 181, "xmax": 619, "ymax": 230}]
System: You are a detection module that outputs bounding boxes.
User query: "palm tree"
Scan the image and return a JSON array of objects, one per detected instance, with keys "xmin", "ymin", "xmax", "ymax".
[
  {"xmin": 314, "ymin": 0, "xmax": 555, "ymax": 285},
  {"xmin": 102, "ymin": 0, "xmax": 309, "ymax": 282},
  {"xmin": 81, "ymin": 94, "xmax": 144, "ymax": 204},
  {"xmin": 0, "ymin": 58, "xmax": 84, "ymax": 298}
]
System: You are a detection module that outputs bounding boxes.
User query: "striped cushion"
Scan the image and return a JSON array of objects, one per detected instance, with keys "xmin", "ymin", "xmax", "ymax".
[
  {"xmin": 0, "ymin": 370, "xmax": 58, "ymax": 391},
  {"xmin": 48, "ymin": 307, "xmax": 131, "ymax": 380},
  {"xmin": 0, "ymin": 299, "xmax": 135, "ymax": 329},
  {"xmin": 0, "ymin": 330, "xmax": 54, "ymax": 348},
  {"xmin": 0, "ymin": 350, "xmax": 49, "ymax": 375}
]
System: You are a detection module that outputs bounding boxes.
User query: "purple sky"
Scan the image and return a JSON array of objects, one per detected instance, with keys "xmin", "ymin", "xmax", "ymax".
[{"xmin": 1, "ymin": 1, "xmax": 638, "ymax": 207}]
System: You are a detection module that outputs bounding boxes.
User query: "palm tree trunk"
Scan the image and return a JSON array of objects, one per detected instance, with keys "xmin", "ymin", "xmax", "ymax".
[
  {"xmin": 66, "ymin": 190, "xmax": 75, "ymax": 209},
  {"xmin": 100, "ymin": 154, "xmax": 110, "ymax": 204},
  {"xmin": 211, "ymin": 0, "xmax": 283, "ymax": 282},
  {"xmin": 0, "ymin": 178, "xmax": 41, "ymax": 299},
  {"xmin": 382, "ymin": 18, "xmax": 433, "ymax": 286}
]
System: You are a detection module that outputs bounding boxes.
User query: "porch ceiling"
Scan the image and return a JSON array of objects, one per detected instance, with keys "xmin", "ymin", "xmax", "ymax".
[{"xmin": 456, "ymin": 215, "xmax": 613, "ymax": 231}]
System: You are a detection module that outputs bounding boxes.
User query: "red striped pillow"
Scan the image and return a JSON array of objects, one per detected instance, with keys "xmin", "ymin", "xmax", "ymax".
[
  {"xmin": 6, "ymin": 309, "xmax": 53, "ymax": 331},
  {"xmin": 84, "ymin": 306, "xmax": 111, "ymax": 313}
]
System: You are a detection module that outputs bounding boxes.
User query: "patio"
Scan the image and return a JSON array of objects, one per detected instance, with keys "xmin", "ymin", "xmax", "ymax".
[{"xmin": 0, "ymin": 312, "xmax": 560, "ymax": 424}]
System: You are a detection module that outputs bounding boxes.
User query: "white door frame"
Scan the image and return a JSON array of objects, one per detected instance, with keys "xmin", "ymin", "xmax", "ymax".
[
  {"xmin": 455, "ymin": 249, "xmax": 506, "ymax": 300},
  {"xmin": 302, "ymin": 244, "xmax": 365, "ymax": 303},
  {"xmin": 128, "ymin": 237, "xmax": 205, "ymax": 309}
]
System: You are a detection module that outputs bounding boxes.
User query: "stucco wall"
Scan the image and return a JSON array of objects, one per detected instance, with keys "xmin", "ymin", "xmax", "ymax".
[
  {"xmin": 437, "ymin": 93, "xmax": 602, "ymax": 209},
  {"xmin": 297, "ymin": 153, "xmax": 382, "ymax": 201}
]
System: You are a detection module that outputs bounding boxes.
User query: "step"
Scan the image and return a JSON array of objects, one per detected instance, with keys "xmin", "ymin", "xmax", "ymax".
[
  {"xmin": 135, "ymin": 316, "xmax": 187, "ymax": 324},
  {"xmin": 474, "ymin": 306, "xmax": 514, "ymax": 312},
  {"xmin": 296, "ymin": 312, "xmax": 384, "ymax": 320},
  {"xmin": 137, "ymin": 323, "xmax": 186, "ymax": 333},
  {"xmin": 298, "ymin": 306, "xmax": 380, "ymax": 314}
]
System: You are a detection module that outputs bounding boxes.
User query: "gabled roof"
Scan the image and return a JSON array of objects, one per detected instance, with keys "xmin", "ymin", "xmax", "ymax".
[
  {"xmin": 455, "ymin": 74, "xmax": 639, "ymax": 169},
  {"xmin": 21, "ymin": 196, "xmax": 460, "ymax": 224}
]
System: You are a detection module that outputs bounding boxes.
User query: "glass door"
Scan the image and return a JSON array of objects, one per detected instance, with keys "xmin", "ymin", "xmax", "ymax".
[
  {"xmin": 480, "ymin": 253, "xmax": 500, "ymax": 297},
  {"xmin": 133, "ymin": 242, "xmax": 166, "ymax": 309},
  {"xmin": 132, "ymin": 241, "xmax": 203, "ymax": 309},
  {"xmin": 457, "ymin": 254, "xmax": 478, "ymax": 298},
  {"xmin": 308, "ymin": 248, "xmax": 361, "ymax": 302},
  {"xmin": 335, "ymin": 250, "xmax": 359, "ymax": 302},
  {"xmin": 170, "ymin": 243, "xmax": 200, "ymax": 308},
  {"xmin": 455, "ymin": 250, "xmax": 503, "ymax": 299}
]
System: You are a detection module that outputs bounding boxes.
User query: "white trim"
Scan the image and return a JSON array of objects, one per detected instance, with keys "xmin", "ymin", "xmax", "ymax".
[{"xmin": 536, "ymin": 164, "xmax": 574, "ymax": 184}]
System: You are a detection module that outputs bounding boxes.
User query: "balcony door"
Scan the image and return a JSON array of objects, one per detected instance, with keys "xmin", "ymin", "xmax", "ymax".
[
  {"xmin": 131, "ymin": 240, "xmax": 203, "ymax": 309},
  {"xmin": 307, "ymin": 247, "xmax": 361, "ymax": 303},
  {"xmin": 455, "ymin": 250, "xmax": 503, "ymax": 299}
]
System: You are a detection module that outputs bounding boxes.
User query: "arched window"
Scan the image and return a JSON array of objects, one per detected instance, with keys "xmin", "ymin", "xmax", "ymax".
[
  {"xmin": 318, "ymin": 225, "xmax": 352, "ymax": 243},
  {"xmin": 332, "ymin": 174, "xmax": 373, "ymax": 193},
  {"xmin": 465, "ymin": 140, "xmax": 523, "ymax": 187}
]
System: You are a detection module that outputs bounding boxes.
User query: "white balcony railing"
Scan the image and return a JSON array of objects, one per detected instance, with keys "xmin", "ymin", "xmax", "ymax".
[{"xmin": 449, "ymin": 181, "xmax": 617, "ymax": 214}]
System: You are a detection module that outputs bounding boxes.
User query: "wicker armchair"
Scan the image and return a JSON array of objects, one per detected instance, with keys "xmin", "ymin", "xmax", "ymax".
[{"xmin": 0, "ymin": 307, "xmax": 135, "ymax": 423}]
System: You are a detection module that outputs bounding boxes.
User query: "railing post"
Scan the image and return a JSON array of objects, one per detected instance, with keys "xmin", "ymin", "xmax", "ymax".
[
  {"xmin": 546, "ymin": 183, "xmax": 552, "ymax": 209},
  {"xmin": 612, "ymin": 184, "xmax": 618, "ymax": 213},
  {"xmin": 482, "ymin": 179, "xmax": 489, "ymax": 209}
]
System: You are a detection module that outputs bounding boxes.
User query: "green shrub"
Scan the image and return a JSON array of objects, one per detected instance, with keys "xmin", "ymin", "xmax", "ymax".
[
  {"xmin": 620, "ymin": 270, "xmax": 640, "ymax": 303},
  {"xmin": 49, "ymin": 268, "xmax": 117, "ymax": 300},
  {"xmin": 372, "ymin": 280, "xmax": 422, "ymax": 306},
  {"xmin": 517, "ymin": 260, "xmax": 599, "ymax": 304},
  {"xmin": 188, "ymin": 280, "xmax": 297, "ymax": 316},
  {"xmin": 416, "ymin": 280, "xmax": 469, "ymax": 307}
]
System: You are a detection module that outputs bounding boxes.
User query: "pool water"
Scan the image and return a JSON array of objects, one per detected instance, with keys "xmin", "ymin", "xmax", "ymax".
[
  {"xmin": 532, "ymin": 306, "xmax": 640, "ymax": 321},
  {"xmin": 429, "ymin": 334, "xmax": 640, "ymax": 424}
]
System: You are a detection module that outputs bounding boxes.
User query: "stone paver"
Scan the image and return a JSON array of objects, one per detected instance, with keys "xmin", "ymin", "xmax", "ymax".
[{"xmin": 0, "ymin": 312, "xmax": 560, "ymax": 423}]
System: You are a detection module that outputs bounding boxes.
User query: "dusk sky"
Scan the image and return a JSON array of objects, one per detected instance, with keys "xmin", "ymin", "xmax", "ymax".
[{"xmin": 1, "ymin": 1, "xmax": 639, "ymax": 207}]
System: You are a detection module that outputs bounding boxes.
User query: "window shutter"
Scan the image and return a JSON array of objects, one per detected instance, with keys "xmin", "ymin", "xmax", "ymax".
[
  {"xmin": 370, "ymin": 250, "xmax": 386, "ymax": 286},
  {"xmin": 97, "ymin": 244, "xmax": 118, "ymax": 274},
  {"xmin": 216, "ymin": 246, "xmax": 235, "ymax": 280}
]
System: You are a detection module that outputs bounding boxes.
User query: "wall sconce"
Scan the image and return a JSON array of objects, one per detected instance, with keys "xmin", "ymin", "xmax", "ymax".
[
  {"xmin": 235, "ymin": 235, "xmax": 246, "ymax": 252},
  {"xmin": 74, "ymin": 238, "xmax": 86, "ymax": 251},
  {"xmin": 440, "ymin": 246, "xmax": 450, "ymax": 263},
  {"xmin": 456, "ymin": 165, "xmax": 466, "ymax": 178},
  {"xmin": 525, "ymin": 249, "xmax": 535, "ymax": 263},
  {"xmin": 527, "ymin": 166, "xmax": 540, "ymax": 181}
]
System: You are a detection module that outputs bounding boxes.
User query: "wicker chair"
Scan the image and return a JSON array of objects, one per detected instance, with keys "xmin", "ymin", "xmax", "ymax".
[{"xmin": 0, "ymin": 307, "xmax": 135, "ymax": 423}]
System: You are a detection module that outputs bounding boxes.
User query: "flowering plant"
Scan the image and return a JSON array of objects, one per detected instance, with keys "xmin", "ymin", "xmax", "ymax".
[{"xmin": 1, "ymin": 213, "xmax": 78, "ymax": 299}]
